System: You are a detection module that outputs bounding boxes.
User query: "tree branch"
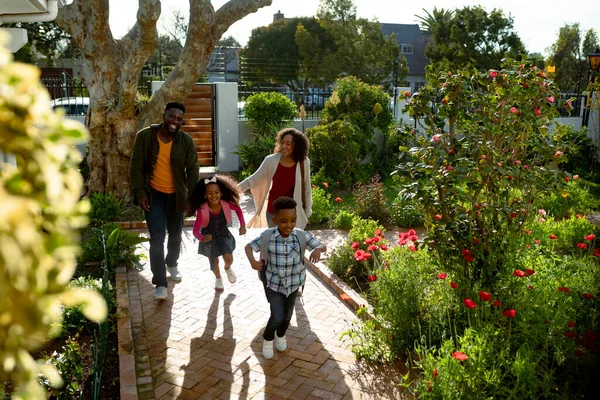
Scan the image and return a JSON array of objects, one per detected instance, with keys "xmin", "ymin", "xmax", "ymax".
[{"xmin": 212, "ymin": 0, "xmax": 272, "ymax": 38}]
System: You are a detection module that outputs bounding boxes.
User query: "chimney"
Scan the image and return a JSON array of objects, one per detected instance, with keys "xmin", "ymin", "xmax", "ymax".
[{"xmin": 273, "ymin": 10, "xmax": 284, "ymax": 23}]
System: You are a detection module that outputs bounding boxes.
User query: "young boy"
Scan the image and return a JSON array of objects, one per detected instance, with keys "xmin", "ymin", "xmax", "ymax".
[{"xmin": 245, "ymin": 197, "xmax": 327, "ymax": 359}]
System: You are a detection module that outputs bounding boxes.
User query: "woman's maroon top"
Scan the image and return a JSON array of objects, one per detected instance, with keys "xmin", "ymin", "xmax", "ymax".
[{"xmin": 267, "ymin": 162, "xmax": 296, "ymax": 214}]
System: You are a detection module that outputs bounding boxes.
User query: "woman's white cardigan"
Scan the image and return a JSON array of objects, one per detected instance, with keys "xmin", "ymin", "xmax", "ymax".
[{"xmin": 238, "ymin": 153, "xmax": 313, "ymax": 229}]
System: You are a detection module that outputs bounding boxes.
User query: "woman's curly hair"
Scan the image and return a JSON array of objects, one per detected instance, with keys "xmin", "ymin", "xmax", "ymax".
[
  {"xmin": 274, "ymin": 128, "xmax": 309, "ymax": 162},
  {"xmin": 189, "ymin": 174, "xmax": 241, "ymax": 215}
]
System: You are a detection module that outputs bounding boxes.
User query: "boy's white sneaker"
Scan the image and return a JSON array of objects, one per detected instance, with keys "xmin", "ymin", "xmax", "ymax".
[
  {"xmin": 275, "ymin": 334, "xmax": 287, "ymax": 352},
  {"xmin": 215, "ymin": 278, "xmax": 224, "ymax": 291},
  {"xmin": 153, "ymin": 286, "xmax": 167, "ymax": 301},
  {"xmin": 225, "ymin": 267, "xmax": 237, "ymax": 283},
  {"xmin": 167, "ymin": 266, "xmax": 182, "ymax": 282},
  {"xmin": 263, "ymin": 339, "xmax": 274, "ymax": 359}
]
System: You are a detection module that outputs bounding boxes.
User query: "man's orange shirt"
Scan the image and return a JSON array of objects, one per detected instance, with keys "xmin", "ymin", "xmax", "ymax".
[{"xmin": 149, "ymin": 138, "xmax": 176, "ymax": 194}]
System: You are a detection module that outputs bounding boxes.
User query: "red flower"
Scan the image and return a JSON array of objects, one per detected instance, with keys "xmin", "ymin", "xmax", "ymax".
[
  {"xmin": 335, "ymin": 197, "xmax": 343, "ymax": 203},
  {"xmin": 367, "ymin": 275, "xmax": 377, "ymax": 282},
  {"xmin": 549, "ymin": 234, "xmax": 557, "ymax": 240},
  {"xmin": 445, "ymin": 164, "xmax": 455, "ymax": 171},
  {"xmin": 433, "ymin": 367, "xmax": 438, "ymax": 379},
  {"xmin": 398, "ymin": 239, "xmax": 407, "ymax": 245},
  {"xmin": 534, "ymin": 107, "xmax": 542, "ymax": 116},
  {"xmin": 450, "ymin": 282, "xmax": 458, "ymax": 289},
  {"xmin": 478, "ymin": 291, "xmax": 492, "ymax": 301},
  {"xmin": 509, "ymin": 212, "xmax": 517, "ymax": 219},
  {"xmin": 409, "ymin": 245, "xmax": 417, "ymax": 252},
  {"xmin": 322, "ymin": 182, "xmax": 329, "ymax": 188},
  {"xmin": 399, "ymin": 232, "xmax": 409, "ymax": 239},
  {"xmin": 564, "ymin": 331, "xmax": 576, "ymax": 339},
  {"xmin": 565, "ymin": 176, "xmax": 570, "ymax": 182},
  {"xmin": 534, "ymin": 240, "xmax": 541, "ymax": 245},
  {"xmin": 408, "ymin": 235, "xmax": 419, "ymax": 242},
  {"xmin": 528, "ymin": 285, "xmax": 534, "ymax": 290},
  {"xmin": 367, "ymin": 245, "xmax": 378, "ymax": 251},
  {"xmin": 365, "ymin": 238, "xmax": 374, "ymax": 245},
  {"xmin": 513, "ymin": 269, "xmax": 526, "ymax": 278},
  {"xmin": 524, "ymin": 230, "xmax": 532, "ymax": 235},
  {"xmin": 452, "ymin": 351, "xmax": 469, "ymax": 361},
  {"xmin": 503, "ymin": 309, "xmax": 517, "ymax": 319},
  {"xmin": 435, "ymin": 214, "xmax": 442, "ymax": 220},
  {"xmin": 510, "ymin": 106, "xmax": 517, "ymax": 114},
  {"xmin": 555, "ymin": 151, "xmax": 563, "ymax": 157},
  {"xmin": 351, "ymin": 242, "xmax": 360, "ymax": 249},
  {"xmin": 595, "ymin": 248, "xmax": 600, "ymax": 257},
  {"xmin": 563, "ymin": 287, "xmax": 571, "ymax": 293},
  {"xmin": 567, "ymin": 321, "xmax": 576, "ymax": 328},
  {"xmin": 558, "ymin": 286, "xmax": 563, "ymax": 292},
  {"xmin": 489, "ymin": 71, "xmax": 498, "ymax": 79},
  {"xmin": 525, "ymin": 269, "xmax": 535, "ymax": 276},
  {"xmin": 432, "ymin": 134, "xmax": 441, "ymax": 142},
  {"xmin": 464, "ymin": 298, "xmax": 477, "ymax": 309},
  {"xmin": 585, "ymin": 234, "xmax": 595, "ymax": 241},
  {"xmin": 408, "ymin": 229, "xmax": 416, "ymax": 235},
  {"xmin": 583, "ymin": 293, "xmax": 594, "ymax": 300},
  {"xmin": 473, "ymin": 237, "xmax": 479, "ymax": 244},
  {"xmin": 379, "ymin": 244, "xmax": 388, "ymax": 251},
  {"xmin": 375, "ymin": 229, "xmax": 382, "ymax": 236},
  {"xmin": 544, "ymin": 320, "xmax": 549, "ymax": 324},
  {"xmin": 576, "ymin": 350, "xmax": 585, "ymax": 357},
  {"xmin": 547, "ymin": 96, "xmax": 555, "ymax": 103},
  {"xmin": 577, "ymin": 243, "xmax": 587, "ymax": 249},
  {"xmin": 437, "ymin": 273, "xmax": 447, "ymax": 279},
  {"xmin": 492, "ymin": 300, "xmax": 502, "ymax": 307},
  {"xmin": 404, "ymin": 91, "xmax": 411, "ymax": 97}
]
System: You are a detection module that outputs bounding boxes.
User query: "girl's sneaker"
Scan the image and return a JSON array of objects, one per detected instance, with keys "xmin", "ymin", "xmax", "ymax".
[
  {"xmin": 225, "ymin": 267, "xmax": 237, "ymax": 284},
  {"xmin": 215, "ymin": 278, "xmax": 224, "ymax": 291}
]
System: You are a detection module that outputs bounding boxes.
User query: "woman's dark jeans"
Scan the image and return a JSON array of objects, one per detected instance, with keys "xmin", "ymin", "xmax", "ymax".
[
  {"xmin": 145, "ymin": 188, "xmax": 183, "ymax": 288},
  {"xmin": 263, "ymin": 287, "xmax": 299, "ymax": 341}
]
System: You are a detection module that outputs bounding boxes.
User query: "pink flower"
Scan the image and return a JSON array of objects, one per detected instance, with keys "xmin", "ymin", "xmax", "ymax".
[
  {"xmin": 375, "ymin": 229, "xmax": 382, "ymax": 236},
  {"xmin": 489, "ymin": 71, "xmax": 498, "ymax": 79},
  {"xmin": 323, "ymin": 182, "xmax": 329, "ymax": 188},
  {"xmin": 452, "ymin": 351, "xmax": 468, "ymax": 361},
  {"xmin": 365, "ymin": 238, "xmax": 374, "ymax": 245},
  {"xmin": 524, "ymin": 230, "xmax": 532, "ymax": 235},
  {"xmin": 408, "ymin": 229, "xmax": 416, "ymax": 235},
  {"xmin": 573, "ymin": 175, "xmax": 579, "ymax": 180},
  {"xmin": 555, "ymin": 151, "xmax": 563, "ymax": 157},
  {"xmin": 510, "ymin": 107, "xmax": 517, "ymax": 114},
  {"xmin": 534, "ymin": 107, "xmax": 542, "ymax": 116},
  {"xmin": 445, "ymin": 165, "xmax": 455, "ymax": 171},
  {"xmin": 367, "ymin": 245, "xmax": 378, "ymax": 251},
  {"xmin": 398, "ymin": 238, "xmax": 407, "ymax": 245},
  {"xmin": 351, "ymin": 242, "xmax": 360, "ymax": 249},
  {"xmin": 432, "ymin": 135, "xmax": 441, "ymax": 142},
  {"xmin": 503, "ymin": 309, "xmax": 517, "ymax": 319},
  {"xmin": 538, "ymin": 209, "xmax": 547, "ymax": 216},
  {"xmin": 437, "ymin": 273, "xmax": 447, "ymax": 279},
  {"xmin": 539, "ymin": 217, "xmax": 546, "ymax": 223},
  {"xmin": 435, "ymin": 214, "xmax": 442, "ymax": 220},
  {"xmin": 547, "ymin": 96, "xmax": 555, "ymax": 103}
]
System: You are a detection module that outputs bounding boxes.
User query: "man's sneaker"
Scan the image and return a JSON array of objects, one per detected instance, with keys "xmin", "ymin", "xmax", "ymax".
[
  {"xmin": 225, "ymin": 267, "xmax": 237, "ymax": 284},
  {"xmin": 275, "ymin": 334, "xmax": 287, "ymax": 352},
  {"xmin": 167, "ymin": 266, "xmax": 182, "ymax": 282},
  {"xmin": 215, "ymin": 278, "xmax": 224, "ymax": 291},
  {"xmin": 263, "ymin": 339, "xmax": 274, "ymax": 359},
  {"xmin": 153, "ymin": 286, "xmax": 167, "ymax": 301}
]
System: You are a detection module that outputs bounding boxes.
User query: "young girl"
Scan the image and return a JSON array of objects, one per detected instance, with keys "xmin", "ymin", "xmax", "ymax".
[{"xmin": 189, "ymin": 175, "xmax": 247, "ymax": 290}]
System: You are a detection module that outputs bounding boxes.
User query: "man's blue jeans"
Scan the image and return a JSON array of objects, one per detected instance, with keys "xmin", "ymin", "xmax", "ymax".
[
  {"xmin": 263, "ymin": 287, "xmax": 299, "ymax": 341},
  {"xmin": 145, "ymin": 188, "xmax": 183, "ymax": 288}
]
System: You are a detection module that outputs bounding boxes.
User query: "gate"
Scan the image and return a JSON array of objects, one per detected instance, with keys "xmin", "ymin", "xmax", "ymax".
[{"xmin": 183, "ymin": 84, "xmax": 215, "ymax": 166}]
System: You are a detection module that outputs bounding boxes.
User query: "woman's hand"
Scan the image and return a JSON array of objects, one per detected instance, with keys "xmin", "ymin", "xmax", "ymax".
[
  {"xmin": 239, "ymin": 226, "xmax": 247, "ymax": 236},
  {"xmin": 202, "ymin": 234, "xmax": 213, "ymax": 243}
]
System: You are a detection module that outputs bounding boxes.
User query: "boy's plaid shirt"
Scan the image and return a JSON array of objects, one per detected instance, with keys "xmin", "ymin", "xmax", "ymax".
[{"xmin": 249, "ymin": 229, "xmax": 321, "ymax": 296}]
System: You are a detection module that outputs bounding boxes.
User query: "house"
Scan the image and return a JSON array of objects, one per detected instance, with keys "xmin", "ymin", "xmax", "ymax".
[
  {"xmin": 380, "ymin": 23, "xmax": 430, "ymax": 93},
  {"xmin": 206, "ymin": 46, "xmax": 241, "ymax": 83}
]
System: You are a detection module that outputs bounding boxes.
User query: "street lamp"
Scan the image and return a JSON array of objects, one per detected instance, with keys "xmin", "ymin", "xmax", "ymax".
[{"xmin": 589, "ymin": 47, "xmax": 600, "ymax": 74}]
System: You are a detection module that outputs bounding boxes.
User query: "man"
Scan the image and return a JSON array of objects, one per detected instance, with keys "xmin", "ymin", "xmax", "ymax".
[{"xmin": 129, "ymin": 102, "xmax": 199, "ymax": 300}]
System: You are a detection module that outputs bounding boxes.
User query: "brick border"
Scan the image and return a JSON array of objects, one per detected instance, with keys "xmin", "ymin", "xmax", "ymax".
[
  {"xmin": 114, "ymin": 220, "xmax": 195, "ymax": 230},
  {"xmin": 116, "ymin": 265, "xmax": 138, "ymax": 400}
]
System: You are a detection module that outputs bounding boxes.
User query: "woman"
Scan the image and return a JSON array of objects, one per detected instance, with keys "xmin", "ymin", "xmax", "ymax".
[{"xmin": 239, "ymin": 128, "xmax": 312, "ymax": 229}]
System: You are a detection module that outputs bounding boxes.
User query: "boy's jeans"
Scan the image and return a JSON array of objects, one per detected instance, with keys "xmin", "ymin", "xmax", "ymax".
[
  {"xmin": 145, "ymin": 188, "xmax": 183, "ymax": 288},
  {"xmin": 263, "ymin": 287, "xmax": 299, "ymax": 340}
]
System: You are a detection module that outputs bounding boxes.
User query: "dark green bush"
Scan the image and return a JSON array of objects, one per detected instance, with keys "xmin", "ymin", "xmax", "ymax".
[
  {"xmin": 89, "ymin": 192, "xmax": 122, "ymax": 224},
  {"xmin": 244, "ymin": 92, "xmax": 298, "ymax": 134},
  {"xmin": 332, "ymin": 209, "xmax": 355, "ymax": 229},
  {"xmin": 308, "ymin": 187, "xmax": 332, "ymax": 225},
  {"xmin": 234, "ymin": 131, "xmax": 276, "ymax": 172},
  {"xmin": 534, "ymin": 179, "xmax": 599, "ymax": 219},
  {"xmin": 558, "ymin": 125, "xmax": 600, "ymax": 178},
  {"xmin": 390, "ymin": 195, "xmax": 424, "ymax": 228}
]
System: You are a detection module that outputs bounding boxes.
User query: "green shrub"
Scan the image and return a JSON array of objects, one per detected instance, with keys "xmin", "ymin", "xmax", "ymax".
[
  {"xmin": 558, "ymin": 125, "xmax": 600, "ymax": 178},
  {"xmin": 234, "ymin": 131, "xmax": 277, "ymax": 172},
  {"xmin": 89, "ymin": 191, "xmax": 122, "ymax": 224},
  {"xmin": 244, "ymin": 92, "xmax": 298, "ymax": 134},
  {"xmin": 534, "ymin": 179, "xmax": 599, "ymax": 219},
  {"xmin": 80, "ymin": 223, "xmax": 147, "ymax": 269},
  {"xmin": 332, "ymin": 209, "xmax": 355, "ymax": 229},
  {"xmin": 308, "ymin": 186, "xmax": 332, "ymax": 225},
  {"xmin": 353, "ymin": 175, "xmax": 392, "ymax": 226},
  {"xmin": 307, "ymin": 119, "xmax": 374, "ymax": 187},
  {"xmin": 390, "ymin": 195, "xmax": 424, "ymax": 227}
]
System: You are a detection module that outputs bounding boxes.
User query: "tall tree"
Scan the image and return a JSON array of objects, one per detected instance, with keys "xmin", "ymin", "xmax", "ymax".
[
  {"xmin": 547, "ymin": 24, "xmax": 583, "ymax": 92},
  {"xmin": 55, "ymin": 0, "xmax": 272, "ymax": 194},
  {"xmin": 418, "ymin": 6, "xmax": 525, "ymax": 72},
  {"xmin": 6, "ymin": 21, "xmax": 72, "ymax": 65}
]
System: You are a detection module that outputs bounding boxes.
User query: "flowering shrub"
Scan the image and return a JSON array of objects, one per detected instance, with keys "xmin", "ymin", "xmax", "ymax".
[
  {"xmin": 534, "ymin": 179, "xmax": 599, "ymax": 220},
  {"xmin": 397, "ymin": 59, "xmax": 571, "ymax": 282},
  {"xmin": 353, "ymin": 175, "xmax": 392, "ymax": 226}
]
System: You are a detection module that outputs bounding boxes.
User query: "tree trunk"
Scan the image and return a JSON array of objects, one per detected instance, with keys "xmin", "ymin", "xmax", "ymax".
[{"xmin": 56, "ymin": 0, "xmax": 273, "ymax": 194}]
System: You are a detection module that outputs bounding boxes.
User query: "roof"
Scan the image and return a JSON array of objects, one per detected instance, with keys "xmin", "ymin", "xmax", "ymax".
[{"xmin": 380, "ymin": 23, "xmax": 429, "ymax": 76}]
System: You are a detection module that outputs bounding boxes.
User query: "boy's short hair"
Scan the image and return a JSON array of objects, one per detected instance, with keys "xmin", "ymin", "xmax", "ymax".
[
  {"xmin": 273, "ymin": 197, "xmax": 297, "ymax": 213},
  {"xmin": 165, "ymin": 101, "xmax": 185, "ymax": 114}
]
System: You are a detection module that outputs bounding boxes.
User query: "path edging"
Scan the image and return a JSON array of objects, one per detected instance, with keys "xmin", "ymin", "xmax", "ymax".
[{"xmin": 116, "ymin": 265, "xmax": 138, "ymax": 400}]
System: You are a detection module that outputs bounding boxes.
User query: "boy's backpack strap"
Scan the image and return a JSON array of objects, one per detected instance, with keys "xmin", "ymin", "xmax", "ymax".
[
  {"xmin": 259, "ymin": 227, "xmax": 278, "ymax": 266},
  {"xmin": 293, "ymin": 229, "xmax": 307, "ymax": 263}
]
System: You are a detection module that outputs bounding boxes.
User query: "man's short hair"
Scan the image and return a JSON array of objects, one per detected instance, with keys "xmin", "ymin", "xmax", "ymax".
[
  {"xmin": 165, "ymin": 101, "xmax": 185, "ymax": 114},
  {"xmin": 273, "ymin": 197, "xmax": 297, "ymax": 213}
]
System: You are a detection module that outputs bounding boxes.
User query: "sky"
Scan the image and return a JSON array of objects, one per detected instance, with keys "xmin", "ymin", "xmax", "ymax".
[{"xmin": 108, "ymin": 0, "xmax": 600, "ymax": 56}]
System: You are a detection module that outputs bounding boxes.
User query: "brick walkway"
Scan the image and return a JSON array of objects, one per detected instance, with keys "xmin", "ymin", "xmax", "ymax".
[{"xmin": 117, "ymin": 197, "xmax": 406, "ymax": 399}]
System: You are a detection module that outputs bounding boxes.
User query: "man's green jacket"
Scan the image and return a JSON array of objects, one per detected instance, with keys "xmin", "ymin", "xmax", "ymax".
[{"xmin": 129, "ymin": 124, "xmax": 199, "ymax": 213}]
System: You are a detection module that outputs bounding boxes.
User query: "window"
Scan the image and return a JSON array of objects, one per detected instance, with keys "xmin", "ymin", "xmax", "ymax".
[{"xmin": 400, "ymin": 44, "xmax": 413, "ymax": 55}]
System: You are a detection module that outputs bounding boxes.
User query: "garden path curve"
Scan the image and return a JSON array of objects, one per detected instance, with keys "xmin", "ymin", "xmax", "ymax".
[{"xmin": 117, "ymin": 195, "xmax": 408, "ymax": 399}]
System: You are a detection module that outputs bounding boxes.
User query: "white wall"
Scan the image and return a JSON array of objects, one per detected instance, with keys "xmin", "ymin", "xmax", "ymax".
[{"xmin": 214, "ymin": 83, "xmax": 239, "ymax": 172}]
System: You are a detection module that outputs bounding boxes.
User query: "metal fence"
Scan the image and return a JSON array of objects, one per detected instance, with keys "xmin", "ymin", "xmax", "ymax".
[{"xmin": 238, "ymin": 85, "xmax": 334, "ymax": 120}]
